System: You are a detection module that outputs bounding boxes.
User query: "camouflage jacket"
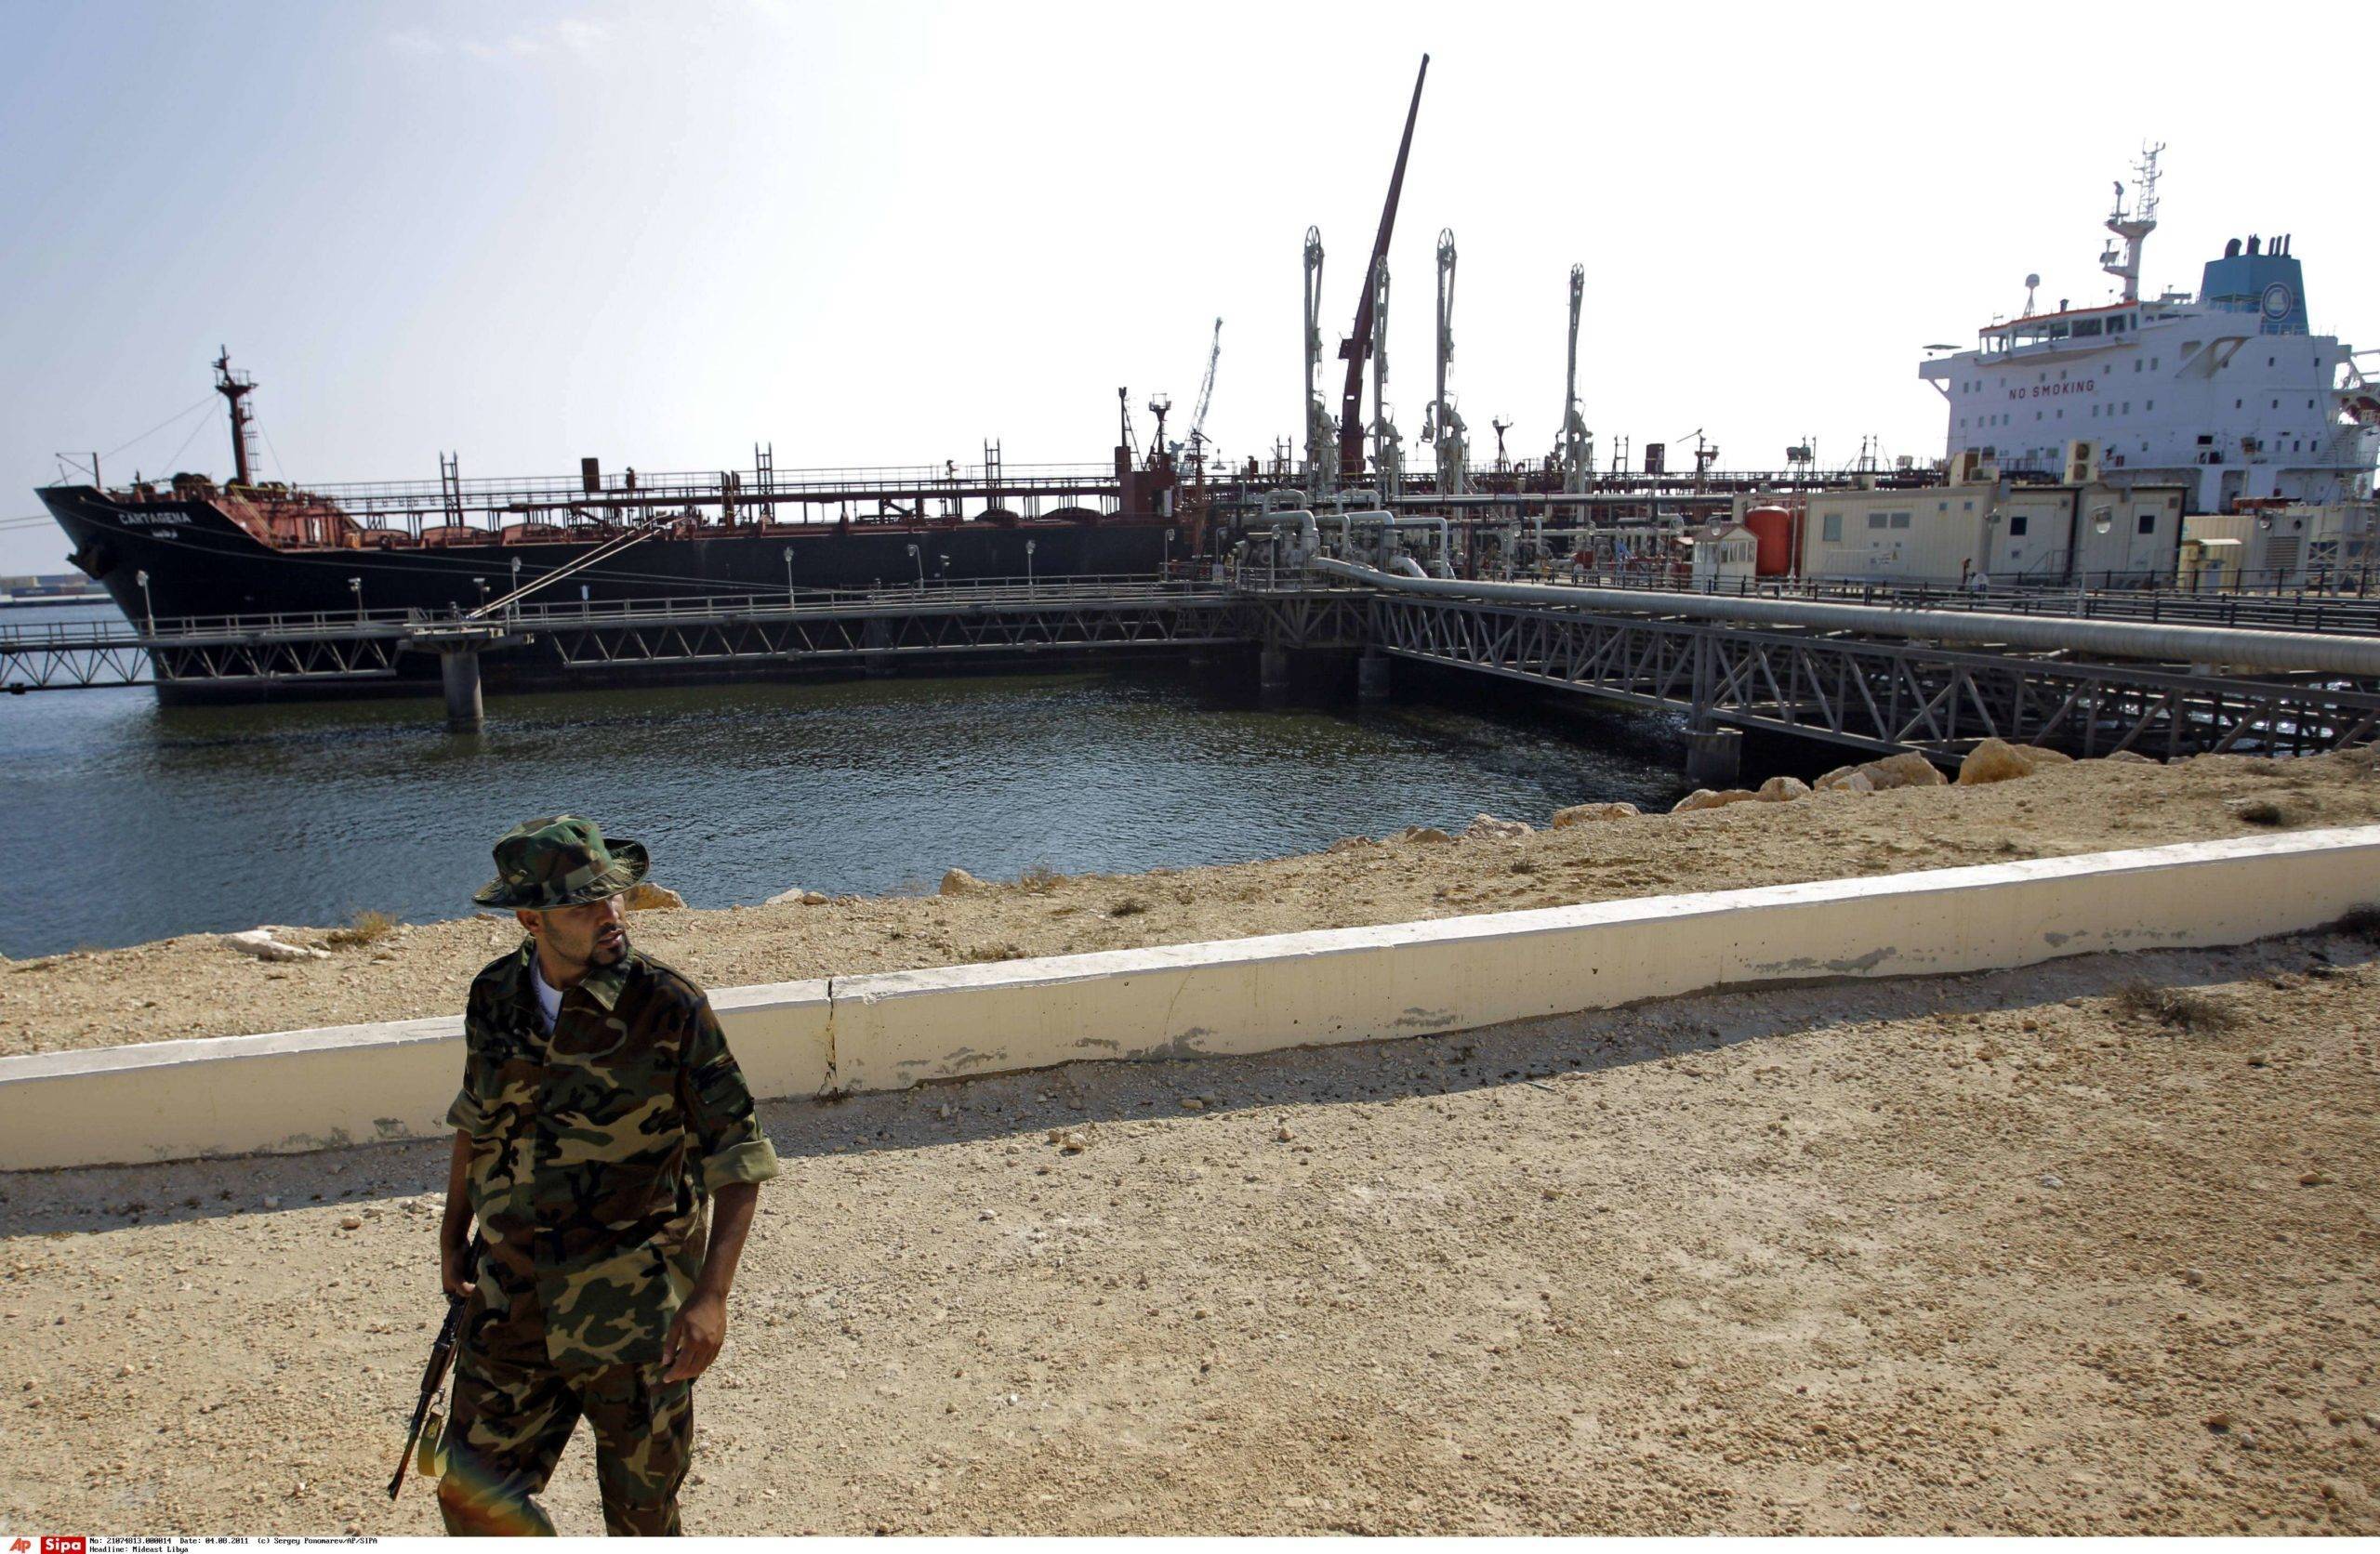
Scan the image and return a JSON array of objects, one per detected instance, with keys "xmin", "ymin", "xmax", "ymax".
[{"xmin": 447, "ymin": 942, "xmax": 779, "ymax": 1369}]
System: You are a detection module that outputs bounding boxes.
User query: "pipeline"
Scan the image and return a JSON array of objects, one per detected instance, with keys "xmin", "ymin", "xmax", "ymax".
[
  {"xmin": 1309, "ymin": 558, "xmax": 2380, "ymax": 678},
  {"xmin": 1321, "ymin": 509, "xmax": 1452, "ymax": 568}
]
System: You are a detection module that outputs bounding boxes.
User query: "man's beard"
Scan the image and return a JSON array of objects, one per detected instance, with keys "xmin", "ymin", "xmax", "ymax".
[{"xmin": 589, "ymin": 927, "xmax": 629, "ymax": 965}]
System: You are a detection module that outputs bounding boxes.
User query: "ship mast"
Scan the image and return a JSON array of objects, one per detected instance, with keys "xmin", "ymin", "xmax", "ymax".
[
  {"xmin": 2099, "ymin": 143, "xmax": 2163, "ymax": 304},
  {"xmin": 213, "ymin": 347, "xmax": 257, "ymax": 487}
]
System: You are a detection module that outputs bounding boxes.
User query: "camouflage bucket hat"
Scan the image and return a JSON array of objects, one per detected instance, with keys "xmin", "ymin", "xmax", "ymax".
[{"xmin": 472, "ymin": 814, "xmax": 651, "ymax": 910}]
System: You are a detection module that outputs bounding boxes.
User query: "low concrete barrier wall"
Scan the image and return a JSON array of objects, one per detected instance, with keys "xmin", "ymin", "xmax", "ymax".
[
  {"xmin": 0, "ymin": 984, "xmax": 833, "ymax": 1173},
  {"xmin": 6, "ymin": 827, "xmax": 2376, "ymax": 1171}
]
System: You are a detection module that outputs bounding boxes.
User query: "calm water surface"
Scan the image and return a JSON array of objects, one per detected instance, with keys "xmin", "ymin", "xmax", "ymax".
[{"xmin": 0, "ymin": 604, "xmax": 1693, "ymax": 957}]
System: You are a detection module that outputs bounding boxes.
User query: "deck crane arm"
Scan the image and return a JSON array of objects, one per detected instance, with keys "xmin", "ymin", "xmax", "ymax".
[{"xmin": 1185, "ymin": 318, "xmax": 1222, "ymax": 455}]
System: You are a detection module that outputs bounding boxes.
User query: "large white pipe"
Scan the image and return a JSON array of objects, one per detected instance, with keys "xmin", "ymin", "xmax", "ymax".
[
  {"xmin": 1257, "ymin": 508, "xmax": 1320, "ymax": 555},
  {"xmin": 1325, "ymin": 509, "xmax": 1450, "ymax": 564},
  {"xmin": 1309, "ymin": 558, "xmax": 2380, "ymax": 677}
]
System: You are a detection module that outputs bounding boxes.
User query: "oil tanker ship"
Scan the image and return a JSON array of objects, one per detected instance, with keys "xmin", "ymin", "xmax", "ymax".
[{"xmin": 38, "ymin": 353, "xmax": 1192, "ymax": 624}]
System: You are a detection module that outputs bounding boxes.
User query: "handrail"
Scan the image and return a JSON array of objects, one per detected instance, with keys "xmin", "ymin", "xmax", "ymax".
[
  {"xmin": 1311, "ymin": 557, "xmax": 2380, "ymax": 678},
  {"xmin": 0, "ymin": 574, "xmax": 1225, "ymax": 650}
]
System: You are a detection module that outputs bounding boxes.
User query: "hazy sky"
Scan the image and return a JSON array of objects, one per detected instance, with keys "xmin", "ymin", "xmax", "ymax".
[{"xmin": 4, "ymin": 0, "xmax": 2373, "ymax": 574}]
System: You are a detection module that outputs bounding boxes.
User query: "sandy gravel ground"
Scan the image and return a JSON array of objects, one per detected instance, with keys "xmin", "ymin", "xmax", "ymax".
[
  {"xmin": 5, "ymin": 747, "xmax": 2376, "ymax": 1057},
  {"xmin": 4, "ymin": 926, "xmax": 2377, "ymax": 1534}
]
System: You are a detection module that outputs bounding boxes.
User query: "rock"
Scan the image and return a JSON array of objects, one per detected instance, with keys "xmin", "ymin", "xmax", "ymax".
[
  {"xmin": 620, "ymin": 882, "xmax": 686, "ymax": 911},
  {"xmin": 1957, "ymin": 737, "xmax": 2075, "ymax": 785},
  {"xmin": 1672, "ymin": 788, "xmax": 1759, "ymax": 813},
  {"xmin": 1756, "ymin": 775, "xmax": 1812, "ymax": 802},
  {"xmin": 977, "ymin": 1210, "xmax": 998, "ymax": 1221},
  {"xmin": 339, "ymin": 1215, "xmax": 364, "ymax": 1231},
  {"xmin": 940, "ymin": 868, "xmax": 986, "ymax": 896},
  {"xmin": 1326, "ymin": 836, "xmax": 1377, "ymax": 853},
  {"xmin": 1394, "ymin": 825, "xmax": 1453, "ymax": 845},
  {"xmin": 1461, "ymin": 813, "xmax": 1534, "ymax": 842},
  {"xmin": 1860, "ymin": 751, "xmax": 1948, "ymax": 789},
  {"xmin": 222, "ymin": 928, "xmax": 329, "ymax": 963},
  {"xmin": 763, "ymin": 887, "xmax": 809, "ymax": 905},
  {"xmin": 1046, "ymin": 1127, "xmax": 1090, "ymax": 1153},
  {"xmin": 1276, "ymin": 1124, "xmax": 1294, "ymax": 1142},
  {"xmin": 1550, "ymin": 801, "xmax": 1639, "ymax": 828},
  {"xmin": 1180, "ymin": 1097, "xmax": 1206, "ymax": 1111},
  {"xmin": 260, "ymin": 1195, "xmax": 282, "ymax": 1210},
  {"xmin": 2299, "ymin": 1169, "xmax": 2335, "ymax": 1187},
  {"xmin": 2100, "ymin": 749, "xmax": 2155, "ymax": 765},
  {"xmin": 1815, "ymin": 763, "xmax": 1889, "ymax": 794}
]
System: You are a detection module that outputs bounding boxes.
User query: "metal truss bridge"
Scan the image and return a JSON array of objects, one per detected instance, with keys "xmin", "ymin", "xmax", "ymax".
[
  {"xmin": 1345, "ymin": 582, "xmax": 2380, "ymax": 763},
  {"xmin": 0, "ymin": 578, "xmax": 1365, "ymax": 693},
  {"xmin": 5, "ymin": 569, "xmax": 2374, "ymax": 767}
]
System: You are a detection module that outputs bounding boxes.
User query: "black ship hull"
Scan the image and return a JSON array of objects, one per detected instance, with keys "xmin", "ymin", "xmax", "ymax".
[{"xmin": 38, "ymin": 486, "xmax": 1179, "ymax": 624}]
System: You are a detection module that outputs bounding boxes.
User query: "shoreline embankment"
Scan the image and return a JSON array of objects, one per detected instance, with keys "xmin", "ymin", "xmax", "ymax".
[{"xmin": 7, "ymin": 743, "xmax": 2375, "ymax": 1060}]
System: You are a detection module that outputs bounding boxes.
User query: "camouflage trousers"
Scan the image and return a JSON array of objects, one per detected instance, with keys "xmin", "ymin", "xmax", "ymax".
[{"xmin": 436, "ymin": 1328, "xmax": 694, "ymax": 1537}]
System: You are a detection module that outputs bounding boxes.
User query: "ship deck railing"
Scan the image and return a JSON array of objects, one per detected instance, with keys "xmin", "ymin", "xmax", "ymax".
[{"xmin": 99, "ymin": 459, "xmax": 1130, "ymax": 524}]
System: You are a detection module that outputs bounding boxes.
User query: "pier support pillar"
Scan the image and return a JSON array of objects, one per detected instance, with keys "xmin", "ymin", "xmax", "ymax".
[
  {"xmin": 1355, "ymin": 649, "xmax": 1392, "ymax": 703},
  {"xmin": 864, "ymin": 617, "xmax": 894, "ymax": 678},
  {"xmin": 1259, "ymin": 645, "xmax": 1291, "ymax": 700},
  {"xmin": 440, "ymin": 648, "xmax": 484, "ymax": 733},
  {"xmin": 1685, "ymin": 727, "xmax": 1741, "ymax": 789}
]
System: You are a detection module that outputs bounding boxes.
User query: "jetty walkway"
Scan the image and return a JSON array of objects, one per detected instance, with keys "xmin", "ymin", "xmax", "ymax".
[{"xmin": 3, "ymin": 569, "xmax": 2375, "ymax": 775}]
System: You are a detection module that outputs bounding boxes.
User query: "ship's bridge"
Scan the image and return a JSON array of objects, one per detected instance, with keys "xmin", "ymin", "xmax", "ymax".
[{"xmin": 1974, "ymin": 300, "xmax": 2161, "ymax": 359}]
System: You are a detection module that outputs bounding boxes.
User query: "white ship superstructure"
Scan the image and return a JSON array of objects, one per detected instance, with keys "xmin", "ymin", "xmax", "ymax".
[{"xmin": 1921, "ymin": 149, "xmax": 2378, "ymax": 514}]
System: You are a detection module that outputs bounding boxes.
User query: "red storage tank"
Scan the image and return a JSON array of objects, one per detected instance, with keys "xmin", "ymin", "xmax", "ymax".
[{"xmin": 1743, "ymin": 506, "xmax": 1794, "ymax": 576}]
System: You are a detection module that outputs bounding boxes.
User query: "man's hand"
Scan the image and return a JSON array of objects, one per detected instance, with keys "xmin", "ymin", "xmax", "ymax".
[
  {"xmin": 440, "ymin": 1129, "xmax": 477, "ymax": 1299},
  {"xmin": 441, "ymin": 1236, "xmax": 476, "ymax": 1299},
  {"xmin": 661, "ymin": 1290, "xmax": 726, "ymax": 1383}
]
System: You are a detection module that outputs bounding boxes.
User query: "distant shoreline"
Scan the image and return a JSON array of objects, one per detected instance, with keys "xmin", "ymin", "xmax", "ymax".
[{"xmin": 0, "ymin": 593, "xmax": 109, "ymax": 609}]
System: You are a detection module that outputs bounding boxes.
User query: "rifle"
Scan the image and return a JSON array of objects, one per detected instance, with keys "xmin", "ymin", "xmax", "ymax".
[{"xmin": 389, "ymin": 1234, "xmax": 482, "ymax": 1500}]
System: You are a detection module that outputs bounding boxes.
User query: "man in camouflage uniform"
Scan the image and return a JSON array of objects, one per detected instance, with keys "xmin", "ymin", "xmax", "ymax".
[{"xmin": 436, "ymin": 816, "xmax": 779, "ymax": 1536}]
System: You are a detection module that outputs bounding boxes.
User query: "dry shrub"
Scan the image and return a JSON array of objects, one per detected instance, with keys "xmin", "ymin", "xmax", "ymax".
[
  {"xmin": 325, "ymin": 910, "xmax": 398, "ymax": 948},
  {"xmin": 963, "ymin": 942, "xmax": 1028, "ymax": 964},
  {"xmin": 2111, "ymin": 980, "xmax": 2241, "ymax": 1034},
  {"xmin": 1017, "ymin": 863, "xmax": 1065, "ymax": 894},
  {"xmin": 1108, "ymin": 896, "xmax": 1149, "ymax": 917},
  {"xmin": 2233, "ymin": 798, "xmax": 2292, "ymax": 827}
]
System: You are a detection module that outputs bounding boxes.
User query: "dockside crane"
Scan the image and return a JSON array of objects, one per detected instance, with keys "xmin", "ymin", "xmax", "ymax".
[
  {"xmin": 1557, "ymin": 264, "xmax": 1592, "ymax": 509},
  {"xmin": 1303, "ymin": 228, "xmax": 1338, "ymax": 491},
  {"xmin": 1336, "ymin": 54, "xmax": 1429, "ymax": 486},
  {"xmin": 1175, "ymin": 317, "xmax": 1222, "ymax": 471},
  {"xmin": 1422, "ymin": 227, "xmax": 1469, "ymax": 496},
  {"xmin": 1370, "ymin": 258, "xmax": 1404, "ymax": 497}
]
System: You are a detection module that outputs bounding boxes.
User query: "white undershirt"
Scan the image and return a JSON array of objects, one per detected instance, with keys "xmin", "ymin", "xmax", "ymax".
[{"xmin": 529, "ymin": 956, "xmax": 563, "ymax": 1033}]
